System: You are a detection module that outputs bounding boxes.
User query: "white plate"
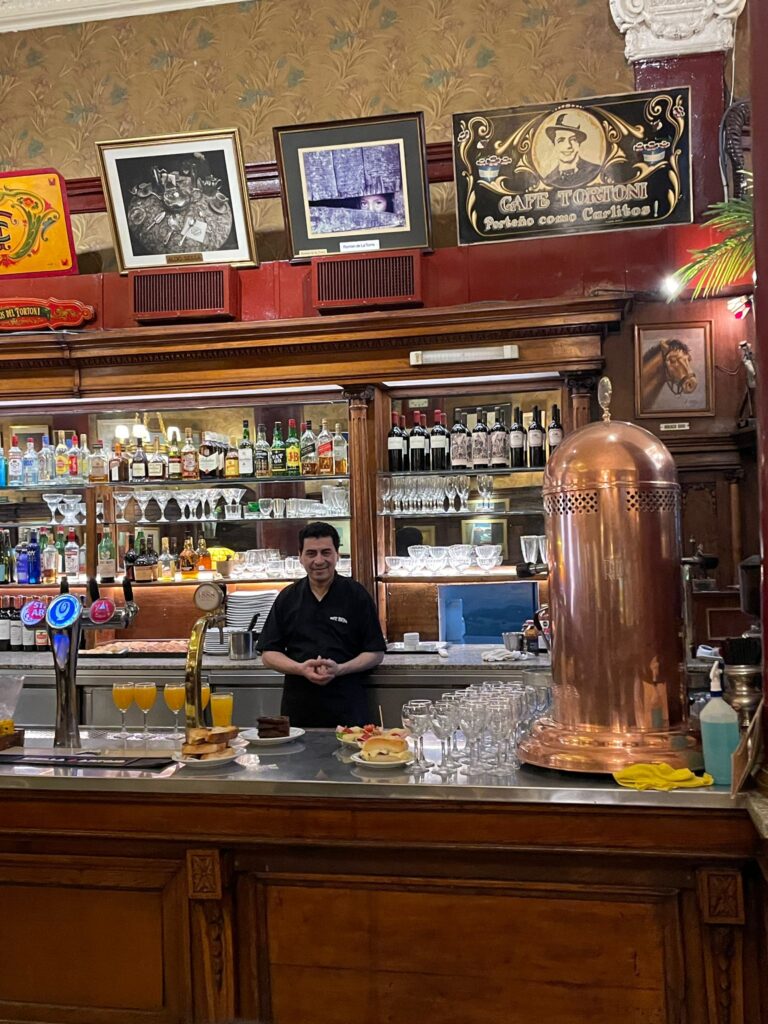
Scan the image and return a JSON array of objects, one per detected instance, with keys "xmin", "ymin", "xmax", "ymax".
[
  {"xmin": 172, "ymin": 748, "xmax": 240, "ymax": 769},
  {"xmin": 240, "ymin": 726, "xmax": 305, "ymax": 746},
  {"xmin": 350, "ymin": 752, "xmax": 414, "ymax": 769},
  {"xmin": 230, "ymin": 736, "xmax": 248, "ymax": 748}
]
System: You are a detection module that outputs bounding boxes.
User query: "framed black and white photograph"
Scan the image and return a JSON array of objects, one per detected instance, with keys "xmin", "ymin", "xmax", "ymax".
[
  {"xmin": 96, "ymin": 129, "xmax": 258, "ymax": 272},
  {"xmin": 274, "ymin": 113, "xmax": 431, "ymax": 259}
]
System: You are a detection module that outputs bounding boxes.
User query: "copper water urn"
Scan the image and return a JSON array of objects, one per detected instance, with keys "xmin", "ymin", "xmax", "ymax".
[{"xmin": 520, "ymin": 379, "xmax": 699, "ymax": 773}]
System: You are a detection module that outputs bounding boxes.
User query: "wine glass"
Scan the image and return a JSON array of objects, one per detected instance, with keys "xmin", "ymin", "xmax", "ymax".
[
  {"xmin": 401, "ymin": 699, "xmax": 434, "ymax": 771},
  {"xmin": 60, "ymin": 495, "xmax": 83, "ymax": 525},
  {"xmin": 163, "ymin": 683, "xmax": 185, "ymax": 742},
  {"xmin": 153, "ymin": 489, "xmax": 173, "ymax": 523},
  {"xmin": 223, "ymin": 488, "xmax": 245, "ymax": 519},
  {"xmin": 109, "ymin": 682, "xmax": 134, "ymax": 745},
  {"xmin": 477, "ymin": 474, "xmax": 493, "ymax": 510},
  {"xmin": 133, "ymin": 682, "xmax": 157, "ymax": 745},
  {"xmin": 134, "ymin": 491, "xmax": 154, "ymax": 524},
  {"xmin": 456, "ymin": 476, "xmax": 470, "ymax": 512},
  {"xmin": 444, "ymin": 477, "xmax": 458, "ymax": 513},
  {"xmin": 379, "ymin": 477, "xmax": 392, "ymax": 515},
  {"xmin": 207, "ymin": 486, "xmax": 224, "ymax": 521},
  {"xmin": 430, "ymin": 700, "xmax": 459, "ymax": 770},
  {"xmin": 42, "ymin": 493, "xmax": 64, "ymax": 526},
  {"xmin": 113, "ymin": 491, "xmax": 133, "ymax": 524}
]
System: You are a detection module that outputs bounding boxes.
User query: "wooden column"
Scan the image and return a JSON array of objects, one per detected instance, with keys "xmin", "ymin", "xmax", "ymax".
[
  {"xmin": 343, "ymin": 385, "xmax": 376, "ymax": 596},
  {"xmin": 565, "ymin": 374, "xmax": 598, "ymax": 431},
  {"xmin": 187, "ymin": 849, "xmax": 235, "ymax": 1023}
]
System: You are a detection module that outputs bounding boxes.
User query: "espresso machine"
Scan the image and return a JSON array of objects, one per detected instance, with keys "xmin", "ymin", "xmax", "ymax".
[
  {"xmin": 520, "ymin": 378, "xmax": 700, "ymax": 773},
  {"xmin": 21, "ymin": 577, "xmax": 139, "ymax": 748}
]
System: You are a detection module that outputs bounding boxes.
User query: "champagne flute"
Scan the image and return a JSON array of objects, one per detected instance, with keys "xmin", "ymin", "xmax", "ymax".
[
  {"xmin": 163, "ymin": 683, "xmax": 185, "ymax": 742},
  {"xmin": 110, "ymin": 682, "xmax": 135, "ymax": 745},
  {"xmin": 133, "ymin": 682, "xmax": 157, "ymax": 745}
]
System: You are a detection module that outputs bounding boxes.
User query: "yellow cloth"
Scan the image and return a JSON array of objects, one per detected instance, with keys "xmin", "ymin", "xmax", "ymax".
[{"xmin": 613, "ymin": 762, "xmax": 714, "ymax": 791}]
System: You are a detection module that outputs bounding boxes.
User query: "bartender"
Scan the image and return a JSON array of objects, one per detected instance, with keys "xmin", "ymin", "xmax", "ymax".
[{"xmin": 258, "ymin": 522, "xmax": 386, "ymax": 727}]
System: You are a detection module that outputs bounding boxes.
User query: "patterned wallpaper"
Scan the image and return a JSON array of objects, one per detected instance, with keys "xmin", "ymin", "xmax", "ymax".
[{"xmin": 0, "ymin": 0, "xmax": 750, "ymax": 266}]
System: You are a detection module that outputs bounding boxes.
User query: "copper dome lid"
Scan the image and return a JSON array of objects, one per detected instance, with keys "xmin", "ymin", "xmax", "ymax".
[{"xmin": 543, "ymin": 377, "xmax": 678, "ymax": 492}]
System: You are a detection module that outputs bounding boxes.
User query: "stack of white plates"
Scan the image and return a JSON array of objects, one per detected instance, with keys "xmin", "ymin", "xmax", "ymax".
[
  {"xmin": 203, "ymin": 626, "xmax": 236, "ymax": 655},
  {"xmin": 226, "ymin": 590, "xmax": 279, "ymax": 631}
]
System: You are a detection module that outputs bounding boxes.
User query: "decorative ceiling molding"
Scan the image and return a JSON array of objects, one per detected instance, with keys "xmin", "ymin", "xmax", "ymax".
[
  {"xmin": 609, "ymin": 0, "xmax": 747, "ymax": 62},
  {"xmin": 0, "ymin": 0, "xmax": 238, "ymax": 33}
]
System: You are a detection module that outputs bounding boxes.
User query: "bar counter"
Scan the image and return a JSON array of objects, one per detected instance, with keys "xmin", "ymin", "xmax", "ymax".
[{"xmin": 1, "ymin": 729, "xmax": 766, "ymax": 1024}]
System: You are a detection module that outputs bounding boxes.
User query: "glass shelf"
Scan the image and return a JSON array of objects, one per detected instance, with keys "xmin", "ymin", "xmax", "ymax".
[
  {"xmin": 378, "ymin": 510, "xmax": 543, "ymax": 519},
  {"xmin": 379, "ymin": 467, "xmax": 544, "ymax": 478},
  {"xmin": 100, "ymin": 515, "xmax": 351, "ymax": 527},
  {"xmin": 0, "ymin": 474, "xmax": 350, "ymax": 494},
  {"xmin": 378, "ymin": 572, "xmax": 544, "ymax": 582}
]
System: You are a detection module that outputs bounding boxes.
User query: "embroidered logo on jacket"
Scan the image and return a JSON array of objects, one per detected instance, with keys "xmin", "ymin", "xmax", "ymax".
[{"xmin": 329, "ymin": 616, "xmax": 348, "ymax": 624}]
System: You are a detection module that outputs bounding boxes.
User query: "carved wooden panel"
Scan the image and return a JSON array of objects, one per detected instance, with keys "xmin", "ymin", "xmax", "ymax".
[
  {"xmin": 697, "ymin": 870, "xmax": 746, "ymax": 1024},
  {"xmin": 187, "ymin": 848, "xmax": 235, "ymax": 1024},
  {"xmin": 187, "ymin": 848, "xmax": 223, "ymax": 901}
]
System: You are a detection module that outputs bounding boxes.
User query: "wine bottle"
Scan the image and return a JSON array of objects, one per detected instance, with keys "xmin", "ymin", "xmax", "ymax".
[
  {"xmin": 489, "ymin": 407, "xmax": 510, "ymax": 469},
  {"xmin": 471, "ymin": 407, "xmax": 490, "ymax": 470},
  {"xmin": 509, "ymin": 406, "xmax": 525, "ymax": 468},
  {"xmin": 408, "ymin": 410, "xmax": 427, "ymax": 472},
  {"xmin": 548, "ymin": 404, "xmax": 564, "ymax": 459},
  {"xmin": 387, "ymin": 411, "xmax": 404, "ymax": 472},
  {"xmin": 420, "ymin": 413, "xmax": 431, "ymax": 468},
  {"xmin": 527, "ymin": 405, "xmax": 545, "ymax": 467},
  {"xmin": 449, "ymin": 411, "xmax": 470, "ymax": 470},
  {"xmin": 399, "ymin": 415, "xmax": 409, "ymax": 471},
  {"xmin": 429, "ymin": 408, "xmax": 449, "ymax": 471}
]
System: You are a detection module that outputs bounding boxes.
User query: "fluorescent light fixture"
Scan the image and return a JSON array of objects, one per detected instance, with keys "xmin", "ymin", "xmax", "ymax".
[
  {"xmin": 384, "ymin": 371, "xmax": 560, "ymax": 388},
  {"xmin": 410, "ymin": 344, "xmax": 519, "ymax": 366},
  {"xmin": 0, "ymin": 384, "xmax": 344, "ymax": 409}
]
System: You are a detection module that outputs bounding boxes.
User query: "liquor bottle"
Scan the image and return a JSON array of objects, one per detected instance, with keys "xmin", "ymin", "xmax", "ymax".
[
  {"xmin": 300, "ymin": 420, "xmax": 319, "ymax": 476},
  {"xmin": 0, "ymin": 596, "xmax": 9, "ymax": 651},
  {"xmin": 167, "ymin": 434, "xmax": 182, "ymax": 480},
  {"xmin": 449, "ymin": 411, "xmax": 470, "ymax": 470},
  {"xmin": 7, "ymin": 435, "xmax": 22, "ymax": 487},
  {"xmin": 22, "ymin": 601, "xmax": 36, "ymax": 651},
  {"xmin": 181, "ymin": 428, "xmax": 199, "ymax": 479},
  {"xmin": 222, "ymin": 436, "xmax": 239, "ymax": 478},
  {"xmin": 148, "ymin": 439, "xmax": 167, "ymax": 480},
  {"xmin": 123, "ymin": 535, "xmax": 137, "ymax": 582},
  {"xmin": 64, "ymin": 529, "xmax": 79, "ymax": 579},
  {"xmin": 159, "ymin": 536, "xmax": 174, "ymax": 582},
  {"xmin": 527, "ymin": 405, "xmax": 546, "ymax": 467},
  {"xmin": 4, "ymin": 530, "xmax": 13, "ymax": 582},
  {"xmin": 108, "ymin": 442, "xmax": 128, "ymax": 483},
  {"xmin": 254, "ymin": 423, "xmax": 271, "ymax": 477},
  {"xmin": 429, "ymin": 408, "xmax": 450, "ymax": 471},
  {"xmin": 21, "ymin": 438, "xmax": 39, "ymax": 487},
  {"xmin": 169, "ymin": 536, "xmax": 179, "ymax": 575},
  {"xmin": 54, "ymin": 431, "xmax": 69, "ymax": 479},
  {"xmin": 0, "ymin": 435, "xmax": 6, "ymax": 488},
  {"xmin": 387, "ymin": 411, "xmax": 404, "ymax": 472},
  {"xmin": 509, "ymin": 407, "xmax": 526, "ymax": 468},
  {"xmin": 332, "ymin": 423, "xmax": 348, "ymax": 475},
  {"xmin": 286, "ymin": 419, "xmax": 301, "ymax": 477},
  {"xmin": 16, "ymin": 532, "xmax": 29, "ymax": 584},
  {"xmin": 316, "ymin": 419, "xmax": 333, "ymax": 475},
  {"xmin": 133, "ymin": 535, "xmax": 151, "ymax": 582},
  {"xmin": 198, "ymin": 432, "xmax": 218, "ymax": 480},
  {"xmin": 146, "ymin": 535, "xmax": 159, "ymax": 580},
  {"xmin": 130, "ymin": 437, "xmax": 149, "ymax": 481},
  {"xmin": 97, "ymin": 532, "xmax": 116, "ymax": 583},
  {"xmin": 399, "ymin": 415, "xmax": 409, "ymax": 471},
  {"xmin": 42, "ymin": 534, "xmax": 58, "ymax": 585},
  {"xmin": 68, "ymin": 432, "xmax": 82, "ymax": 481},
  {"xmin": 238, "ymin": 420, "xmax": 254, "ymax": 477},
  {"xmin": 490, "ymin": 407, "xmax": 510, "ymax": 469},
  {"xmin": 27, "ymin": 529, "xmax": 41, "ymax": 585},
  {"xmin": 0, "ymin": 533, "xmax": 7, "ymax": 585},
  {"xmin": 55, "ymin": 529, "xmax": 66, "ymax": 574},
  {"xmin": 270, "ymin": 421, "xmax": 287, "ymax": 475},
  {"xmin": 79, "ymin": 434, "xmax": 91, "ymax": 480},
  {"xmin": 179, "ymin": 536, "xmax": 199, "ymax": 579},
  {"xmin": 408, "ymin": 410, "xmax": 427, "ymax": 472},
  {"xmin": 89, "ymin": 439, "xmax": 108, "ymax": 482},
  {"xmin": 9, "ymin": 597, "xmax": 22, "ymax": 653},
  {"xmin": 547, "ymin": 404, "xmax": 564, "ymax": 459},
  {"xmin": 471, "ymin": 408, "xmax": 490, "ymax": 470},
  {"xmin": 197, "ymin": 536, "xmax": 212, "ymax": 572}
]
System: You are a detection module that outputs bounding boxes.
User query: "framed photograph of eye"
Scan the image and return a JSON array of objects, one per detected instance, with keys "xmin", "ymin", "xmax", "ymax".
[{"xmin": 273, "ymin": 113, "xmax": 432, "ymax": 259}]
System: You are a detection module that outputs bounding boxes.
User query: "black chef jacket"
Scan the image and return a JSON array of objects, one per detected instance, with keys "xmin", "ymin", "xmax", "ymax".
[{"xmin": 256, "ymin": 573, "xmax": 386, "ymax": 728}]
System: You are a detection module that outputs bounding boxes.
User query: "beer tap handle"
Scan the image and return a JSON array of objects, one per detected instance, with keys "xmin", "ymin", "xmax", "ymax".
[
  {"xmin": 59, "ymin": 575, "xmax": 69, "ymax": 594},
  {"xmin": 122, "ymin": 577, "xmax": 134, "ymax": 604},
  {"xmin": 87, "ymin": 577, "xmax": 100, "ymax": 605}
]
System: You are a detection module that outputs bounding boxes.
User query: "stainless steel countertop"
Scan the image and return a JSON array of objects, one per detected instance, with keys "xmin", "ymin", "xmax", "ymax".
[{"xmin": 0, "ymin": 728, "xmax": 741, "ymax": 810}]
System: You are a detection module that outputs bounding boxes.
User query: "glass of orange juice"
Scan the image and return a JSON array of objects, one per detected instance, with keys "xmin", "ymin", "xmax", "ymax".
[
  {"xmin": 210, "ymin": 691, "xmax": 234, "ymax": 728},
  {"xmin": 111, "ymin": 682, "xmax": 135, "ymax": 744},
  {"xmin": 134, "ymin": 682, "xmax": 157, "ymax": 743},
  {"xmin": 164, "ymin": 683, "xmax": 185, "ymax": 742},
  {"xmin": 201, "ymin": 683, "xmax": 211, "ymax": 710}
]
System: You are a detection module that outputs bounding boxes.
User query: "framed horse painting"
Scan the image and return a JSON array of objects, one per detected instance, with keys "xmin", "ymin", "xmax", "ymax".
[{"xmin": 634, "ymin": 322, "xmax": 714, "ymax": 418}]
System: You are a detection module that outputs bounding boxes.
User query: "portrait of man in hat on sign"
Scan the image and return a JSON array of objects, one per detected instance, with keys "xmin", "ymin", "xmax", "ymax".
[{"xmin": 541, "ymin": 111, "xmax": 602, "ymax": 188}]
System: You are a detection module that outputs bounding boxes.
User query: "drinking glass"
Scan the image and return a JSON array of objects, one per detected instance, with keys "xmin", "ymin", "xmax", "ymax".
[
  {"xmin": 448, "ymin": 544, "xmax": 473, "ymax": 574},
  {"xmin": 42, "ymin": 493, "xmax": 65, "ymax": 525},
  {"xmin": 211, "ymin": 691, "xmax": 234, "ymax": 727},
  {"xmin": 426, "ymin": 547, "xmax": 449, "ymax": 575},
  {"xmin": 400, "ymin": 700, "xmax": 434, "ymax": 771},
  {"xmin": 61, "ymin": 495, "xmax": 83, "ymax": 525},
  {"xmin": 112, "ymin": 491, "xmax": 133, "ymax": 524},
  {"xmin": 486, "ymin": 698, "xmax": 514, "ymax": 776},
  {"xmin": 134, "ymin": 491, "xmax": 154, "ymax": 524},
  {"xmin": 258, "ymin": 498, "xmax": 274, "ymax": 518},
  {"xmin": 458, "ymin": 697, "xmax": 488, "ymax": 776},
  {"xmin": 207, "ymin": 486, "xmax": 224, "ymax": 521},
  {"xmin": 272, "ymin": 498, "xmax": 286, "ymax": 518},
  {"xmin": 407, "ymin": 545, "xmax": 429, "ymax": 575},
  {"xmin": 456, "ymin": 475, "xmax": 470, "ymax": 512},
  {"xmin": 163, "ymin": 683, "xmax": 185, "ymax": 742},
  {"xmin": 338, "ymin": 557, "xmax": 351, "ymax": 577},
  {"xmin": 385, "ymin": 556, "xmax": 404, "ymax": 575},
  {"xmin": 152, "ymin": 489, "xmax": 172, "ymax": 523},
  {"xmin": 110, "ymin": 682, "xmax": 134, "ymax": 744},
  {"xmin": 379, "ymin": 477, "xmax": 392, "ymax": 515},
  {"xmin": 201, "ymin": 683, "xmax": 211, "ymax": 712},
  {"xmin": 444, "ymin": 477, "xmax": 458, "ymax": 513},
  {"xmin": 430, "ymin": 700, "xmax": 459, "ymax": 769},
  {"xmin": 477, "ymin": 474, "xmax": 493, "ymax": 510},
  {"xmin": 537, "ymin": 535, "xmax": 549, "ymax": 564},
  {"xmin": 520, "ymin": 535, "xmax": 539, "ymax": 563},
  {"xmin": 134, "ymin": 682, "xmax": 157, "ymax": 744},
  {"xmin": 223, "ymin": 488, "xmax": 245, "ymax": 519}
]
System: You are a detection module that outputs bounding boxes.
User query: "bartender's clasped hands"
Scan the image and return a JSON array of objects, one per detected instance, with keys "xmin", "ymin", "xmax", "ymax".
[{"xmin": 300, "ymin": 657, "xmax": 341, "ymax": 685}]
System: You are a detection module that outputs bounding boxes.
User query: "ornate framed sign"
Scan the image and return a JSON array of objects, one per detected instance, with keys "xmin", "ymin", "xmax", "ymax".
[
  {"xmin": 453, "ymin": 88, "xmax": 692, "ymax": 245},
  {"xmin": 0, "ymin": 168, "xmax": 77, "ymax": 277},
  {"xmin": 0, "ymin": 298, "xmax": 94, "ymax": 330}
]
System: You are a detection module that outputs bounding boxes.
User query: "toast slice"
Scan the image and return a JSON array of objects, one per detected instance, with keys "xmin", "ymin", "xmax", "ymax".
[{"xmin": 181, "ymin": 740, "xmax": 227, "ymax": 757}]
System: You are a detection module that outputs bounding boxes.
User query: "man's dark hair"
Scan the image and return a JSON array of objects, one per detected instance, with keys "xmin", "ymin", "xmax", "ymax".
[{"xmin": 298, "ymin": 521, "xmax": 340, "ymax": 552}]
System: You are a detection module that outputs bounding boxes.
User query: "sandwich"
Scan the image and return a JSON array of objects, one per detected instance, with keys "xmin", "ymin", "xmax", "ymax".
[
  {"xmin": 181, "ymin": 724, "xmax": 239, "ymax": 760},
  {"xmin": 181, "ymin": 740, "xmax": 228, "ymax": 757},
  {"xmin": 359, "ymin": 736, "xmax": 412, "ymax": 763}
]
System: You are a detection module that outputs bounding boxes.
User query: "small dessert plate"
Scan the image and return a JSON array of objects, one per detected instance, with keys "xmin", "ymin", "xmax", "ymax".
[{"xmin": 240, "ymin": 727, "xmax": 305, "ymax": 747}]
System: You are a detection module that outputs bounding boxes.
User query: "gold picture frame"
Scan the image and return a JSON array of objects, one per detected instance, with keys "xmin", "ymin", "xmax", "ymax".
[
  {"xmin": 634, "ymin": 321, "xmax": 714, "ymax": 418},
  {"xmin": 461, "ymin": 518, "xmax": 508, "ymax": 558},
  {"xmin": 97, "ymin": 128, "xmax": 258, "ymax": 273}
]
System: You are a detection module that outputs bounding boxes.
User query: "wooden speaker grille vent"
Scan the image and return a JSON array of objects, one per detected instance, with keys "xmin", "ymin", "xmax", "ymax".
[
  {"xmin": 130, "ymin": 265, "xmax": 239, "ymax": 322},
  {"xmin": 312, "ymin": 250, "xmax": 423, "ymax": 310}
]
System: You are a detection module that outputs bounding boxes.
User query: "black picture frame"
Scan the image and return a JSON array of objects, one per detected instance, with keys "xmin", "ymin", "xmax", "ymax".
[{"xmin": 273, "ymin": 113, "xmax": 432, "ymax": 260}]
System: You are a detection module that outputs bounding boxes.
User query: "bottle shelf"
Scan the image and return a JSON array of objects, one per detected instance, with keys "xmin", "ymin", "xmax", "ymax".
[
  {"xmin": 0, "ymin": 474, "xmax": 350, "ymax": 494},
  {"xmin": 379, "ymin": 467, "xmax": 544, "ymax": 478},
  {"xmin": 100, "ymin": 515, "xmax": 352, "ymax": 527},
  {"xmin": 378, "ymin": 509, "xmax": 543, "ymax": 519}
]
